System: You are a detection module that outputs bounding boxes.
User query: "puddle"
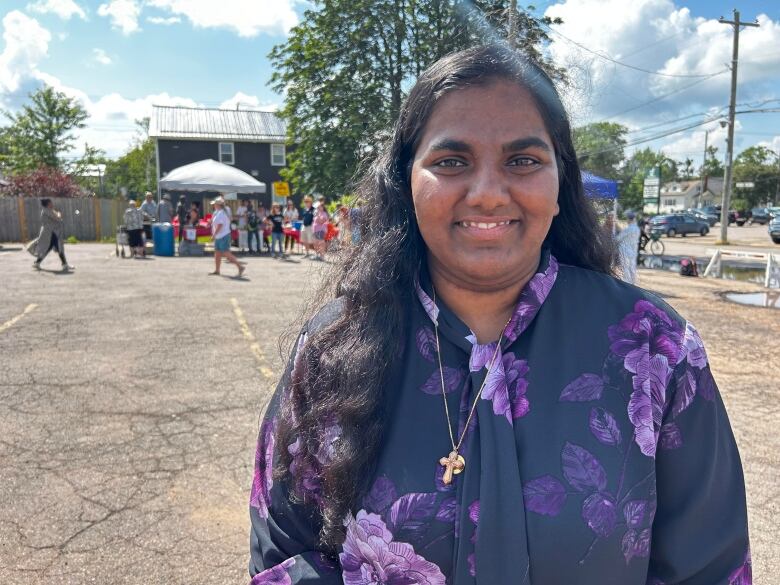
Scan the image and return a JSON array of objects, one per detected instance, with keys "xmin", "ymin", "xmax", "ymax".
[
  {"xmin": 640, "ymin": 256, "xmax": 769, "ymax": 286},
  {"xmin": 723, "ymin": 292, "xmax": 780, "ymax": 309}
]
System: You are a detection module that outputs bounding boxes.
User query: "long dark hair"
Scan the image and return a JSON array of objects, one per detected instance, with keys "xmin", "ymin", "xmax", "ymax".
[{"xmin": 275, "ymin": 44, "xmax": 613, "ymax": 554}]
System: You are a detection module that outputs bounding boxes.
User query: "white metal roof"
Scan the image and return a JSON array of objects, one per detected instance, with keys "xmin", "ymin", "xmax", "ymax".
[{"xmin": 149, "ymin": 105, "xmax": 286, "ymax": 142}]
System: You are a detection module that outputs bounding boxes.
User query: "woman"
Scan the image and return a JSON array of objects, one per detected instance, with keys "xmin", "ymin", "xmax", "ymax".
[
  {"xmin": 123, "ymin": 199, "xmax": 145, "ymax": 258},
  {"xmin": 248, "ymin": 46, "xmax": 750, "ymax": 585},
  {"xmin": 283, "ymin": 199, "xmax": 300, "ymax": 254},
  {"xmin": 30, "ymin": 198, "xmax": 73, "ymax": 271},
  {"xmin": 210, "ymin": 197, "xmax": 245, "ymax": 277},
  {"xmin": 312, "ymin": 196, "xmax": 329, "ymax": 261},
  {"xmin": 267, "ymin": 203, "xmax": 286, "ymax": 259},
  {"xmin": 300, "ymin": 196, "xmax": 316, "ymax": 257}
]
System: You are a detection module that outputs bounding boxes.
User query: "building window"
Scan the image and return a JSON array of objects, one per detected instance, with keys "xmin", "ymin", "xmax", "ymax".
[
  {"xmin": 271, "ymin": 144, "xmax": 286, "ymax": 166},
  {"xmin": 219, "ymin": 142, "xmax": 234, "ymax": 165}
]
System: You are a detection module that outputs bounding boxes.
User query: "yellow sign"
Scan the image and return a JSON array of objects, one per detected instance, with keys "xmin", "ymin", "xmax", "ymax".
[{"xmin": 273, "ymin": 181, "xmax": 290, "ymax": 197}]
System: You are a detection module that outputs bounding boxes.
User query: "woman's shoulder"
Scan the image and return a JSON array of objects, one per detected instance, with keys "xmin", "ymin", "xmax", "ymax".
[{"xmin": 553, "ymin": 262, "xmax": 686, "ymax": 330}]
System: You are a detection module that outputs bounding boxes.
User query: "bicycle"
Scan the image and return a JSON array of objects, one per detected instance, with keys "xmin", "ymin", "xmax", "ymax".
[{"xmin": 639, "ymin": 231, "xmax": 664, "ymax": 256}]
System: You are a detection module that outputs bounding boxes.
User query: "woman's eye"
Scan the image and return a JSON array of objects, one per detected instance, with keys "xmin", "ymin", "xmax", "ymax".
[
  {"xmin": 508, "ymin": 157, "xmax": 539, "ymax": 167},
  {"xmin": 434, "ymin": 158, "xmax": 466, "ymax": 168}
]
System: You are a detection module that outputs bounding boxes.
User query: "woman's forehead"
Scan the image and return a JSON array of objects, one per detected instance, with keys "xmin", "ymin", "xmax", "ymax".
[{"xmin": 418, "ymin": 81, "xmax": 552, "ymax": 151}]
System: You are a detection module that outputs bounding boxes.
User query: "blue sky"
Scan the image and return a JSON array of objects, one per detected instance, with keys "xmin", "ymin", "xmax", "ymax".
[{"xmin": 1, "ymin": 0, "xmax": 778, "ymax": 167}]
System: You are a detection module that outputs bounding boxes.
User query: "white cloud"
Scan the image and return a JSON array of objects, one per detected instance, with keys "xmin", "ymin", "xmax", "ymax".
[
  {"xmin": 218, "ymin": 91, "xmax": 278, "ymax": 111},
  {"xmin": 0, "ymin": 11, "xmax": 51, "ymax": 95},
  {"xmin": 545, "ymin": 0, "xmax": 780, "ymax": 126},
  {"xmin": 28, "ymin": 0, "xmax": 87, "ymax": 20},
  {"xmin": 92, "ymin": 48, "xmax": 112, "ymax": 66},
  {"xmin": 97, "ymin": 0, "xmax": 141, "ymax": 35},
  {"xmin": 147, "ymin": 15, "xmax": 181, "ymax": 25},
  {"xmin": 146, "ymin": 0, "xmax": 298, "ymax": 37}
]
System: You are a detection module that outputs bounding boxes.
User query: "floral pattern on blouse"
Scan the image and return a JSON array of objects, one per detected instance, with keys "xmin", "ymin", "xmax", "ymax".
[
  {"xmin": 250, "ymin": 557, "xmax": 296, "ymax": 585},
  {"xmin": 414, "ymin": 253, "xmax": 557, "ymax": 425},
  {"xmin": 250, "ymin": 417, "xmax": 276, "ymax": 518},
  {"xmin": 523, "ymin": 300, "xmax": 723, "ymax": 566},
  {"xmin": 340, "ymin": 511, "xmax": 445, "ymax": 585}
]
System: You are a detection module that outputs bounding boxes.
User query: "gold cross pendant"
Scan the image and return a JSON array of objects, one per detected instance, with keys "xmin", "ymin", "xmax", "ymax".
[{"xmin": 439, "ymin": 450, "xmax": 466, "ymax": 485}]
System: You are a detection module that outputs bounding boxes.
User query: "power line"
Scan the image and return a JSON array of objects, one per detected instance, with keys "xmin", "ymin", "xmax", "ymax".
[
  {"xmin": 579, "ymin": 107, "xmax": 780, "ymax": 159},
  {"xmin": 602, "ymin": 72, "xmax": 726, "ymax": 119},
  {"xmin": 536, "ymin": 18, "xmax": 729, "ymax": 79}
]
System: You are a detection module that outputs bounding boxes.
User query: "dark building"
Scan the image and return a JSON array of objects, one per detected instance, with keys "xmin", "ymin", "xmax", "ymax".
[{"xmin": 149, "ymin": 105, "xmax": 291, "ymax": 211}]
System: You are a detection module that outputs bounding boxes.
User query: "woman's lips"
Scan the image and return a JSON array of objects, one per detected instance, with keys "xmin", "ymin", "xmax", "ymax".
[{"xmin": 454, "ymin": 219, "xmax": 518, "ymax": 240}]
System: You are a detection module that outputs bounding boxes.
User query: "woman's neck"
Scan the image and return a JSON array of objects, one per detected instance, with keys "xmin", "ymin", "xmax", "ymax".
[{"xmin": 428, "ymin": 258, "xmax": 538, "ymax": 345}]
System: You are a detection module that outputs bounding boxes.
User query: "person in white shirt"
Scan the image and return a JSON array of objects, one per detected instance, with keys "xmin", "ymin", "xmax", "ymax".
[
  {"xmin": 209, "ymin": 197, "xmax": 245, "ymax": 277},
  {"xmin": 236, "ymin": 199, "xmax": 249, "ymax": 252},
  {"xmin": 615, "ymin": 211, "xmax": 641, "ymax": 284}
]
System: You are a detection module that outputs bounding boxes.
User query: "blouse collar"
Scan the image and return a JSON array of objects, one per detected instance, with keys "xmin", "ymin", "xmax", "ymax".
[{"xmin": 415, "ymin": 249, "xmax": 559, "ymax": 361}]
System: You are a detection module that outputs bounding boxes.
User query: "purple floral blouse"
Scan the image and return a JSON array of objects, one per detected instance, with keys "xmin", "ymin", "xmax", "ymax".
[{"xmin": 248, "ymin": 250, "xmax": 751, "ymax": 584}]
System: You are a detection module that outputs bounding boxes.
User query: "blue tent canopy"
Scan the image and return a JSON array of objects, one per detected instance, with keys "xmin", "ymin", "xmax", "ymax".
[{"xmin": 582, "ymin": 171, "xmax": 618, "ymax": 200}]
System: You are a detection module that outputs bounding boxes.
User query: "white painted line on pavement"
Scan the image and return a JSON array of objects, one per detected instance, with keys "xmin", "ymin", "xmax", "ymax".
[
  {"xmin": 230, "ymin": 298, "xmax": 274, "ymax": 380},
  {"xmin": 0, "ymin": 303, "xmax": 38, "ymax": 334}
]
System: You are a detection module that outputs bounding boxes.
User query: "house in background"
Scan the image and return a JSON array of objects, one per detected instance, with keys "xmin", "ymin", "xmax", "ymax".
[
  {"xmin": 149, "ymin": 105, "xmax": 290, "ymax": 212},
  {"xmin": 658, "ymin": 177, "xmax": 724, "ymax": 213}
]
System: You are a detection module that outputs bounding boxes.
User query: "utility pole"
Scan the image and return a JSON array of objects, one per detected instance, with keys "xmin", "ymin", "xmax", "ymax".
[
  {"xmin": 700, "ymin": 130, "xmax": 709, "ymax": 203},
  {"xmin": 508, "ymin": 0, "xmax": 518, "ymax": 47},
  {"xmin": 718, "ymin": 10, "xmax": 759, "ymax": 244}
]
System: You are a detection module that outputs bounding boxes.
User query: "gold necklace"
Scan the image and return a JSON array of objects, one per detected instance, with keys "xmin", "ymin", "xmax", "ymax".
[{"xmin": 432, "ymin": 289, "xmax": 511, "ymax": 484}]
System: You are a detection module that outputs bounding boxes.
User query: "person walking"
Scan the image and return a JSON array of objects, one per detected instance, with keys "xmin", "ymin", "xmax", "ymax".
[
  {"xmin": 283, "ymin": 199, "xmax": 299, "ymax": 254},
  {"xmin": 30, "ymin": 198, "xmax": 74, "ymax": 271},
  {"xmin": 312, "ymin": 196, "xmax": 329, "ymax": 261},
  {"xmin": 156, "ymin": 193, "xmax": 174, "ymax": 223},
  {"xmin": 267, "ymin": 203, "xmax": 285, "ymax": 259},
  {"xmin": 123, "ymin": 199, "xmax": 145, "ymax": 258},
  {"xmin": 209, "ymin": 197, "xmax": 245, "ymax": 277},
  {"xmin": 175, "ymin": 196, "xmax": 187, "ymax": 244},
  {"xmin": 299, "ymin": 196, "xmax": 315, "ymax": 257},
  {"xmin": 616, "ymin": 211, "xmax": 641, "ymax": 284}
]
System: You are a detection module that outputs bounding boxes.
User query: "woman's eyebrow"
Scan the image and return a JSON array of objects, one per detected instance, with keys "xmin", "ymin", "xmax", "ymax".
[
  {"xmin": 502, "ymin": 137, "xmax": 551, "ymax": 152},
  {"xmin": 428, "ymin": 138, "xmax": 472, "ymax": 154}
]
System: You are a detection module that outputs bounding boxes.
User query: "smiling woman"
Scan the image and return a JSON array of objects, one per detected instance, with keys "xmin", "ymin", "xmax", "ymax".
[{"xmin": 248, "ymin": 45, "xmax": 750, "ymax": 585}]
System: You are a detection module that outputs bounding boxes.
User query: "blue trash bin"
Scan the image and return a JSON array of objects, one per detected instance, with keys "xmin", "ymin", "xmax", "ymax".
[{"xmin": 152, "ymin": 223, "xmax": 174, "ymax": 257}]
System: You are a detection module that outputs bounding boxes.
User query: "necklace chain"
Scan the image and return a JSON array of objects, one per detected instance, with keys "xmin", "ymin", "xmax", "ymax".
[{"xmin": 432, "ymin": 289, "xmax": 512, "ymax": 455}]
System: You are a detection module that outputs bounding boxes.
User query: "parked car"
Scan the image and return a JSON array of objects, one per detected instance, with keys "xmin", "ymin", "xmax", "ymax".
[
  {"xmin": 686, "ymin": 208, "xmax": 718, "ymax": 226},
  {"xmin": 769, "ymin": 216, "xmax": 780, "ymax": 244},
  {"xmin": 749, "ymin": 207, "xmax": 772, "ymax": 225},
  {"xmin": 698, "ymin": 205, "xmax": 738, "ymax": 225},
  {"xmin": 768, "ymin": 207, "xmax": 780, "ymax": 219},
  {"xmin": 649, "ymin": 214, "xmax": 710, "ymax": 237}
]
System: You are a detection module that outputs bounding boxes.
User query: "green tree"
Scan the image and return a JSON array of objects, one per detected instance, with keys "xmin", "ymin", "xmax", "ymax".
[
  {"xmin": 68, "ymin": 143, "xmax": 109, "ymax": 195},
  {"xmin": 678, "ymin": 157, "xmax": 695, "ymax": 180},
  {"xmin": 701, "ymin": 145, "xmax": 724, "ymax": 178},
  {"xmin": 733, "ymin": 145, "xmax": 779, "ymax": 207},
  {"xmin": 103, "ymin": 118, "xmax": 157, "ymax": 198},
  {"xmin": 1, "ymin": 86, "xmax": 88, "ymax": 172},
  {"xmin": 573, "ymin": 122, "xmax": 628, "ymax": 179},
  {"xmin": 618, "ymin": 148, "xmax": 677, "ymax": 212},
  {"xmin": 269, "ymin": 1, "xmax": 563, "ymax": 195}
]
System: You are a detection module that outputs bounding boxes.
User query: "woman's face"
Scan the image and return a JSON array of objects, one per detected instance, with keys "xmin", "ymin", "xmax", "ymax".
[{"xmin": 410, "ymin": 80, "xmax": 560, "ymax": 291}]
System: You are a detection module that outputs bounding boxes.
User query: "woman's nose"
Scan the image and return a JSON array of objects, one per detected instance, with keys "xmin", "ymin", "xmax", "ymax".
[{"xmin": 464, "ymin": 164, "xmax": 511, "ymax": 210}]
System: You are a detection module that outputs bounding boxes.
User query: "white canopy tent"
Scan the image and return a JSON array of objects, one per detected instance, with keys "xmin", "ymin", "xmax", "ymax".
[{"xmin": 158, "ymin": 159, "xmax": 266, "ymax": 196}]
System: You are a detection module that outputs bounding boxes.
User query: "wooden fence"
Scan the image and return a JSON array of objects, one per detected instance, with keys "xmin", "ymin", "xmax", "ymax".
[{"xmin": 0, "ymin": 197, "xmax": 125, "ymax": 243}]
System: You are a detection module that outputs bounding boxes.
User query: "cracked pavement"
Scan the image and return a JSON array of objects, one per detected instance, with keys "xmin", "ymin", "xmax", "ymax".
[
  {"xmin": 0, "ymin": 243, "xmax": 777, "ymax": 583},
  {"xmin": 0, "ymin": 244, "xmax": 319, "ymax": 584}
]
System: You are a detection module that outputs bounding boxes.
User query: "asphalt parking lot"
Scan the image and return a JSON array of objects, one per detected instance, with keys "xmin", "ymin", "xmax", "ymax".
[{"xmin": 0, "ymin": 243, "xmax": 777, "ymax": 583}]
